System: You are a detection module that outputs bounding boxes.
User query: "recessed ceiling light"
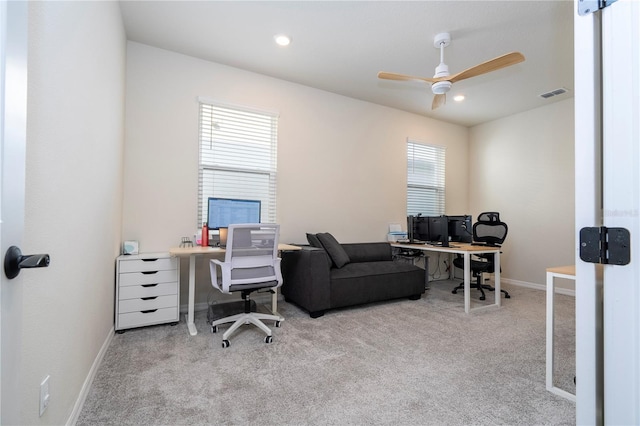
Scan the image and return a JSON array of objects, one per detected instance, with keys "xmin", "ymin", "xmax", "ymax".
[
  {"xmin": 274, "ymin": 34, "xmax": 291, "ymax": 46},
  {"xmin": 453, "ymin": 95, "xmax": 465, "ymax": 102}
]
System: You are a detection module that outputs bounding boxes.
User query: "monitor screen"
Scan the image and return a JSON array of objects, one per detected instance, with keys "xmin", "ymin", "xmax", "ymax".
[
  {"xmin": 407, "ymin": 215, "xmax": 449, "ymax": 246},
  {"xmin": 207, "ymin": 198, "xmax": 261, "ymax": 229},
  {"xmin": 408, "ymin": 215, "xmax": 428, "ymax": 242},
  {"xmin": 427, "ymin": 216, "xmax": 449, "ymax": 247},
  {"xmin": 447, "ymin": 215, "xmax": 473, "ymax": 243}
]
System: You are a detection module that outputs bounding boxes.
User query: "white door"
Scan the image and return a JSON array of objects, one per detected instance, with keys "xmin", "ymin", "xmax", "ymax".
[
  {"xmin": 575, "ymin": 0, "xmax": 640, "ymax": 424},
  {"xmin": 0, "ymin": 1, "xmax": 28, "ymax": 424},
  {"xmin": 600, "ymin": 1, "xmax": 640, "ymax": 422}
]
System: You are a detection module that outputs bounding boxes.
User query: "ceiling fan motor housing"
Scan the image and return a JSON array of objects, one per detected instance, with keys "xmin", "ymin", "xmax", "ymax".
[
  {"xmin": 432, "ymin": 80, "xmax": 452, "ymax": 94},
  {"xmin": 434, "ymin": 62, "xmax": 449, "ymax": 78}
]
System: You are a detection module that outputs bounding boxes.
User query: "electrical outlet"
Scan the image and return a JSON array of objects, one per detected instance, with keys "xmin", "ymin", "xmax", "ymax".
[{"xmin": 39, "ymin": 375, "xmax": 50, "ymax": 416}]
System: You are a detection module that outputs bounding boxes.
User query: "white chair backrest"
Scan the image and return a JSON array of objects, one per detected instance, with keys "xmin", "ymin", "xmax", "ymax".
[{"xmin": 224, "ymin": 223, "xmax": 281, "ymax": 287}]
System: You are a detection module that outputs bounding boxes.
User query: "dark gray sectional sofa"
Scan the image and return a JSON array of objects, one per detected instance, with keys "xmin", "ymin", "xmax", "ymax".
[{"xmin": 281, "ymin": 234, "xmax": 425, "ymax": 318}]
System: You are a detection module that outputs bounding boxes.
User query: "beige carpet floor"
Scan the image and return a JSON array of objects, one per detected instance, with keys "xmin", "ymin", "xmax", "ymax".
[{"xmin": 77, "ymin": 279, "xmax": 576, "ymax": 425}]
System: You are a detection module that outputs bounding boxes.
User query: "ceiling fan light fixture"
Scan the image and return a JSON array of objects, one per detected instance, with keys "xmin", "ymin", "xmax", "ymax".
[
  {"xmin": 274, "ymin": 34, "xmax": 291, "ymax": 46},
  {"xmin": 377, "ymin": 30, "xmax": 524, "ymax": 111},
  {"xmin": 453, "ymin": 95, "xmax": 465, "ymax": 102},
  {"xmin": 432, "ymin": 81, "xmax": 452, "ymax": 95}
]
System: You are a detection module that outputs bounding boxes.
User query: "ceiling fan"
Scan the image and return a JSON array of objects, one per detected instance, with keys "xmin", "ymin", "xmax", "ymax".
[{"xmin": 378, "ymin": 33, "xmax": 525, "ymax": 110}]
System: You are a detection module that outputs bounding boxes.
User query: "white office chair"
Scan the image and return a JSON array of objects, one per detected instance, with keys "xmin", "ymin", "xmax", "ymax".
[{"xmin": 209, "ymin": 223, "xmax": 283, "ymax": 348}]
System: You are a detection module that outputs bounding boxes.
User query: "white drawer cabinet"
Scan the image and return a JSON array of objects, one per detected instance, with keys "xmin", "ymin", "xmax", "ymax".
[{"xmin": 115, "ymin": 253, "xmax": 179, "ymax": 332}]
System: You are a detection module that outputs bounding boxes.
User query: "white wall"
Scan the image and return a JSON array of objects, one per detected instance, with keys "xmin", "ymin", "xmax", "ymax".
[
  {"xmin": 23, "ymin": 2, "xmax": 125, "ymax": 424},
  {"xmin": 123, "ymin": 42, "xmax": 469, "ymax": 306},
  {"xmin": 469, "ymin": 98, "xmax": 575, "ymax": 287}
]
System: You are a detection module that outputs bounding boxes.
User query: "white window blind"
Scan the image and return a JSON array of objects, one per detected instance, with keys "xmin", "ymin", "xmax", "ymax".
[
  {"xmin": 198, "ymin": 99, "xmax": 278, "ymax": 227},
  {"xmin": 407, "ymin": 140, "xmax": 445, "ymax": 216}
]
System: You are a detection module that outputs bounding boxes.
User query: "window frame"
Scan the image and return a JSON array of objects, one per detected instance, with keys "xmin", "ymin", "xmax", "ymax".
[
  {"xmin": 406, "ymin": 139, "xmax": 446, "ymax": 216},
  {"xmin": 197, "ymin": 98, "xmax": 278, "ymax": 228}
]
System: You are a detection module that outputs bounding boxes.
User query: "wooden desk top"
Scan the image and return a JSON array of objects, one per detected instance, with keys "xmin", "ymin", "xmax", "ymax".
[
  {"xmin": 391, "ymin": 242, "xmax": 501, "ymax": 253},
  {"xmin": 169, "ymin": 243, "xmax": 300, "ymax": 256},
  {"xmin": 546, "ymin": 265, "xmax": 576, "ymax": 276},
  {"xmin": 276, "ymin": 243, "xmax": 302, "ymax": 251}
]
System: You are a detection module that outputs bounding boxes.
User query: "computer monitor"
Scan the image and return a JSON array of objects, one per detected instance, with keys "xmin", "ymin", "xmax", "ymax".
[
  {"xmin": 207, "ymin": 197, "xmax": 261, "ymax": 230},
  {"xmin": 447, "ymin": 215, "xmax": 473, "ymax": 243},
  {"xmin": 408, "ymin": 215, "xmax": 428, "ymax": 242},
  {"xmin": 427, "ymin": 215, "xmax": 449, "ymax": 247},
  {"xmin": 407, "ymin": 215, "xmax": 449, "ymax": 246}
]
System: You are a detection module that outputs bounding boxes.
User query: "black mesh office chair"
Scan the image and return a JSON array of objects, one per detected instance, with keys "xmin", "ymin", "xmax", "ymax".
[{"xmin": 452, "ymin": 212, "xmax": 511, "ymax": 300}]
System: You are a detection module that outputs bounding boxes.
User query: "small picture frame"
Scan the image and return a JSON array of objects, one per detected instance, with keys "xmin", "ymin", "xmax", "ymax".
[{"xmin": 123, "ymin": 240, "xmax": 139, "ymax": 255}]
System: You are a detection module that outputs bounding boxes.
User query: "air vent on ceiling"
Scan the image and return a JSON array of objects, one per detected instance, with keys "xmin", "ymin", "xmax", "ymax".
[{"xmin": 539, "ymin": 87, "xmax": 569, "ymax": 99}]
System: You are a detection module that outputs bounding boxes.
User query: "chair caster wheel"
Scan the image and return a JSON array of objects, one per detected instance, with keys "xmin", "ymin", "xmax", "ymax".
[
  {"xmin": 211, "ymin": 325, "xmax": 217, "ymax": 333},
  {"xmin": 505, "ymin": 294, "xmax": 511, "ymax": 299},
  {"xmin": 222, "ymin": 340, "xmax": 230, "ymax": 348},
  {"xmin": 452, "ymin": 290, "xmax": 457, "ymax": 294},
  {"xmin": 480, "ymin": 296, "xmax": 486, "ymax": 301},
  {"xmin": 265, "ymin": 335, "xmax": 273, "ymax": 344},
  {"xmin": 275, "ymin": 320, "xmax": 281, "ymax": 328}
]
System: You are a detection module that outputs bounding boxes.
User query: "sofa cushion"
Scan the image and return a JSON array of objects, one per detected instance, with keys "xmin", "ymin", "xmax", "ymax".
[
  {"xmin": 329, "ymin": 261, "xmax": 425, "ymax": 309},
  {"xmin": 316, "ymin": 232, "xmax": 350, "ymax": 268},
  {"xmin": 331, "ymin": 261, "xmax": 419, "ymax": 280},
  {"xmin": 342, "ymin": 242, "xmax": 392, "ymax": 263},
  {"xmin": 306, "ymin": 233, "xmax": 322, "ymax": 248}
]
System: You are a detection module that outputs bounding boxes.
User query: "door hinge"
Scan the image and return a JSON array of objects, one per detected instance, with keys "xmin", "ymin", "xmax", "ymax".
[
  {"xmin": 578, "ymin": 0, "xmax": 618, "ymax": 16},
  {"xmin": 580, "ymin": 226, "xmax": 630, "ymax": 265}
]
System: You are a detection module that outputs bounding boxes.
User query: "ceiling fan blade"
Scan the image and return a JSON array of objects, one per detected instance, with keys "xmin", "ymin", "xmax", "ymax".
[
  {"xmin": 449, "ymin": 52, "xmax": 525, "ymax": 83},
  {"xmin": 432, "ymin": 94, "xmax": 446, "ymax": 110},
  {"xmin": 378, "ymin": 71, "xmax": 438, "ymax": 83}
]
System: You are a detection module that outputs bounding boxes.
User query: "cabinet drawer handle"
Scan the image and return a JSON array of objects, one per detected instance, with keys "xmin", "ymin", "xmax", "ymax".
[
  {"xmin": 142, "ymin": 258, "xmax": 159, "ymax": 262},
  {"xmin": 141, "ymin": 271, "xmax": 158, "ymax": 275},
  {"xmin": 141, "ymin": 284, "xmax": 158, "ymax": 288},
  {"xmin": 141, "ymin": 296, "xmax": 158, "ymax": 301},
  {"xmin": 141, "ymin": 309, "xmax": 158, "ymax": 314}
]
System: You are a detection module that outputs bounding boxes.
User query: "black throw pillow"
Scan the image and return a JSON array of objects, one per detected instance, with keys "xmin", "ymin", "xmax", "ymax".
[
  {"xmin": 316, "ymin": 233, "xmax": 350, "ymax": 268},
  {"xmin": 306, "ymin": 233, "xmax": 322, "ymax": 248}
]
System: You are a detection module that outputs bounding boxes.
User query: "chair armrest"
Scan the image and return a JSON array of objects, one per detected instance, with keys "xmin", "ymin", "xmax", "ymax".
[
  {"xmin": 281, "ymin": 247, "xmax": 331, "ymax": 313},
  {"xmin": 209, "ymin": 258, "xmax": 231, "ymax": 294}
]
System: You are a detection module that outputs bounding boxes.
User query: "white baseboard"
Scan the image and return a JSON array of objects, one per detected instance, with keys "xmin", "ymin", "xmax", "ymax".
[
  {"xmin": 444, "ymin": 272, "xmax": 576, "ymax": 297},
  {"xmin": 180, "ymin": 302, "xmax": 209, "ymax": 314},
  {"xmin": 503, "ymin": 277, "xmax": 575, "ymax": 297},
  {"xmin": 66, "ymin": 326, "xmax": 114, "ymax": 426}
]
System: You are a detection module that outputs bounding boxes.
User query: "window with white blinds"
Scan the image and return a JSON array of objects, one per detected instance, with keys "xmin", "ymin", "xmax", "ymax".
[
  {"xmin": 198, "ymin": 99, "xmax": 278, "ymax": 227},
  {"xmin": 407, "ymin": 140, "xmax": 445, "ymax": 216}
]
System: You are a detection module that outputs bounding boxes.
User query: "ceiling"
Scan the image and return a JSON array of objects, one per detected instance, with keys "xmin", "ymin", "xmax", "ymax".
[{"xmin": 119, "ymin": 1, "xmax": 574, "ymax": 128}]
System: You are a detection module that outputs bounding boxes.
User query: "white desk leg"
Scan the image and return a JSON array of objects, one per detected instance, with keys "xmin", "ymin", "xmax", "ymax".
[
  {"xmin": 464, "ymin": 252, "xmax": 471, "ymax": 314},
  {"xmin": 546, "ymin": 271, "xmax": 554, "ymax": 393},
  {"xmin": 494, "ymin": 251, "xmax": 501, "ymax": 308},
  {"xmin": 187, "ymin": 253, "xmax": 198, "ymax": 336},
  {"xmin": 448, "ymin": 253, "xmax": 454, "ymax": 280},
  {"xmin": 545, "ymin": 271, "xmax": 576, "ymax": 402}
]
